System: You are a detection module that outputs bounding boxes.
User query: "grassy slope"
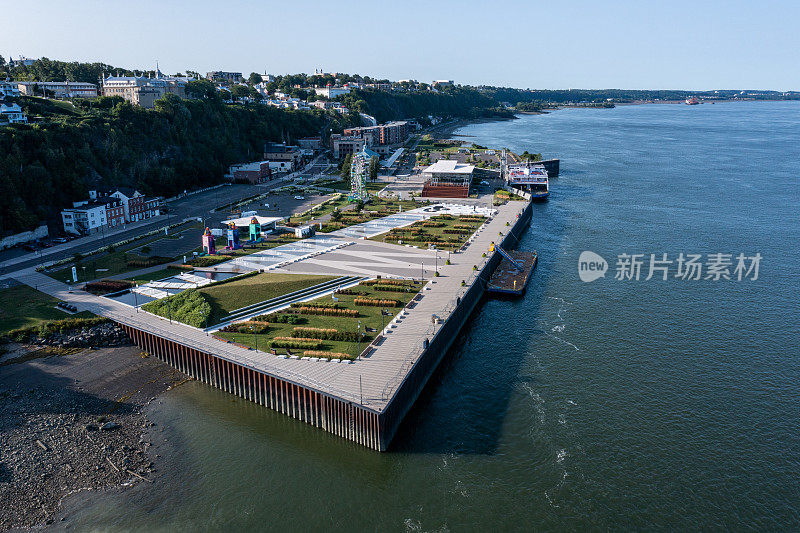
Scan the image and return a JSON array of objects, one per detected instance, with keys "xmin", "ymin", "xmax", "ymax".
[
  {"xmin": 200, "ymin": 273, "xmax": 337, "ymax": 324},
  {"xmin": 0, "ymin": 285, "xmax": 93, "ymax": 335}
]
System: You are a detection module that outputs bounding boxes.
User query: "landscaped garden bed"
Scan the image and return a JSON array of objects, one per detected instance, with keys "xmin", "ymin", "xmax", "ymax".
[
  {"xmin": 368, "ymin": 214, "xmax": 486, "ymax": 251},
  {"xmin": 213, "ymin": 278, "xmax": 423, "ymax": 359}
]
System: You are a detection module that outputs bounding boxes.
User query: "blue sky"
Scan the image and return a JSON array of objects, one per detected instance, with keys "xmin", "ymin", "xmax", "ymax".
[{"xmin": 3, "ymin": 0, "xmax": 798, "ymax": 90}]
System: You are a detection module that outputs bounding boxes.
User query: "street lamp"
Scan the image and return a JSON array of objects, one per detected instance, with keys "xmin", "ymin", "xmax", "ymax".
[
  {"xmin": 133, "ymin": 282, "xmax": 139, "ymax": 312},
  {"xmin": 357, "ymin": 320, "xmax": 362, "ymax": 359},
  {"xmin": 421, "ymin": 261, "xmax": 424, "ymax": 283}
]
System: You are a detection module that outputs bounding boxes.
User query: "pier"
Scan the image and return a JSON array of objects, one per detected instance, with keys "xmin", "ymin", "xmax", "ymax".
[{"xmin": 11, "ymin": 199, "xmax": 532, "ymax": 451}]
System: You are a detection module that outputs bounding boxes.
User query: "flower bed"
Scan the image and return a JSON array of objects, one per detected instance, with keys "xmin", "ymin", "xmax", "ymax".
[{"xmin": 354, "ymin": 297, "xmax": 402, "ymax": 307}]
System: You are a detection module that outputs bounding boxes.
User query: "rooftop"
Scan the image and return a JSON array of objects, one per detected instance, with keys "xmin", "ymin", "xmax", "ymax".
[{"xmin": 423, "ymin": 160, "xmax": 475, "ymax": 175}]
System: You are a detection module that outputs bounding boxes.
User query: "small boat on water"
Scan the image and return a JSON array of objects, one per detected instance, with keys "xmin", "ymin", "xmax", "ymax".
[{"xmin": 685, "ymin": 96, "xmax": 700, "ymax": 105}]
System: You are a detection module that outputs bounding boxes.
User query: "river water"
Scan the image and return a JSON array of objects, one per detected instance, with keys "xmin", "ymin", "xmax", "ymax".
[{"xmin": 61, "ymin": 101, "xmax": 800, "ymax": 531}]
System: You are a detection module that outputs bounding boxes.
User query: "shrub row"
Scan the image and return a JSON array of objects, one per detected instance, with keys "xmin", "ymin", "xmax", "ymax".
[
  {"xmin": 84, "ymin": 279, "xmax": 133, "ymax": 295},
  {"xmin": 453, "ymin": 224, "xmax": 478, "ymax": 230},
  {"xmin": 373, "ymin": 284, "xmax": 417, "ymax": 293},
  {"xmin": 302, "ymin": 350, "xmax": 354, "ymax": 360},
  {"xmin": 291, "ymin": 327, "xmax": 364, "ymax": 342},
  {"xmin": 295, "ymin": 307, "xmax": 359, "ymax": 317},
  {"xmin": 253, "ymin": 312, "xmax": 304, "ymax": 324},
  {"xmin": 289, "ymin": 302, "xmax": 343, "ymax": 309},
  {"xmin": 187, "ymin": 255, "xmax": 231, "ymax": 267},
  {"xmin": 270, "ymin": 338, "xmax": 323, "ymax": 349},
  {"xmin": 443, "ymin": 229, "xmax": 468, "ymax": 235},
  {"xmin": 333, "ymin": 288, "xmax": 367, "ymax": 296},
  {"xmin": 126, "ymin": 256, "xmax": 173, "ymax": 268},
  {"xmin": 359, "ymin": 279, "xmax": 405, "ymax": 286},
  {"xmin": 354, "ymin": 298, "xmax": 402, "ymax": 307},
  {"xmin": 220, "ymin": 322, "xmax": 269, "ymax": 334}
]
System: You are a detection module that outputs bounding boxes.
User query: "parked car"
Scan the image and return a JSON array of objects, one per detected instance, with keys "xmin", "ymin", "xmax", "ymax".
[
  {"xmin": 52, "ymin": 237, "xmax": 69, "ymax": 244},
  {"xmin": 294, "ymin": 195, "xmax": 305, "ymax": 200},
  {"xmin": 480, "ymin": 180, "xmax": 490, "ymax": 185}
]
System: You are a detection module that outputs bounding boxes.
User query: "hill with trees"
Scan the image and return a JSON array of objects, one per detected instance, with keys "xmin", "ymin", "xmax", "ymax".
[{"xmin": 0, "ymin": 89, "xmax": 356, "ymax": 233}]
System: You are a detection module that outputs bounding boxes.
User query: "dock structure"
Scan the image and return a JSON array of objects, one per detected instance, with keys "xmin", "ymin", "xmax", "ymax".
[
  {"xmin": 486, "ymin": 249, "xmax": 537, "ymax": 296},
  {"xmin": 11, "ymin": 200, "xmax": 533, "ymax": 451}
]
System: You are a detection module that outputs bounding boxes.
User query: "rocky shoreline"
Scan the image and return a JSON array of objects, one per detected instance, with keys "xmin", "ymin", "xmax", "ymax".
[{"xmin": 0, "ymin": 337, "xmax": 184, "ymax": 531}]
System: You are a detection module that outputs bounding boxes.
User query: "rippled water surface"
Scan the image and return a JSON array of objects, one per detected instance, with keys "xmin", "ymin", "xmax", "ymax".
[{"xmin": 62, "ymin": 101, "xmax": 800, "ymax": 531}]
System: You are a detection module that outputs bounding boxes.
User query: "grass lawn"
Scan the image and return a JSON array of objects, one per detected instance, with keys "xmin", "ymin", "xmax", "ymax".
[
  {"xmin": 45, "ymin": 222, "xmax": 200, "ymax": 283},
  {"xmin": 287, "ymin": 194, "xmax": 348, "ymax": 224},
  {"xmin": 214, "ymin": 280, "xmax": 423, "ymax": 359},
  {"xmin": 199, "ymin": 272, "xmax": 337, "ymax": 325},
  {"xmin": 368, "ymin": 214, "xmax": 486, "ymax": 251},
  {"xmin": 0, "ymin": 285, "xmax": 93, "ymax": 336}
]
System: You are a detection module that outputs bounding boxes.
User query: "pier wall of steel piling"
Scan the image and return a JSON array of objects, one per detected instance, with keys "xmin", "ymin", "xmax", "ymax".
[{"xmin": 116, "ymin": 324, "xmax": 383, "ymax": 450}]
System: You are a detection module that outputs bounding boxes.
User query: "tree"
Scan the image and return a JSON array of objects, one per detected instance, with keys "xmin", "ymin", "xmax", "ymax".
[
  {"xmin": 248, "ymin": 72, "xmax": 263, "ymax": 86},
  {"xmin": 368, "ymin": 156, "xmax": 379, "ymax": 181},
  {"xmin": 185, "ymin": 79, "xmax": 219, "ymax": 101},
  {"xmin": 354, "ymin": 199, "xmax": 364, "ymax": 213},
  {"xmin": 229, "ymin": 84, "xmax": 251, "ymax": 100},
  {"xmin": 340, "ymin": 154, "xmax": 352, "ymax": 180},
  {"xmin": 330, "ymin": 208, "xmax": 342, "ymax": 222},
  {"xmin": 0, "ymin": 55, "xmax": 5, "ymax": 71}
]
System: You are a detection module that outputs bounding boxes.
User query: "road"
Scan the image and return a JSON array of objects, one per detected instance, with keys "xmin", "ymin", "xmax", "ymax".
[{"xmin": 0, "ymin": 154, "xmax": 332, "ymax": 277}]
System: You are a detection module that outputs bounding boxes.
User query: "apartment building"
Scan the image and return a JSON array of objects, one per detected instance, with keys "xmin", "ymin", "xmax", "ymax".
[{"xmin": 16, "ymin": 81, "xmax": 98, "ymax": 98}]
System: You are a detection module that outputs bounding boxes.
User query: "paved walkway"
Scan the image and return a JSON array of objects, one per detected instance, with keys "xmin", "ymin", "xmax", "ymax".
[{"xmin": 10, "ymin": 200, "xmax": 530, "ymax": 412}]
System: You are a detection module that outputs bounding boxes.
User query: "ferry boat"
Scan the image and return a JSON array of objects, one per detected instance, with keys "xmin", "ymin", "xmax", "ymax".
[
  {"xmin": 506, "ymin": 162, "xmax": 549, "ymax": 200},
  {"xmin": 685, "ymin": 96, "xmax": 700, "ymax": 105}
]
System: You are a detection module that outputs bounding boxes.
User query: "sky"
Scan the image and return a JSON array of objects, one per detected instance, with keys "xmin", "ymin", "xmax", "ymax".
[{"xmin": 2, "ymin": 0, "xmax": 799, "ymax": 91}]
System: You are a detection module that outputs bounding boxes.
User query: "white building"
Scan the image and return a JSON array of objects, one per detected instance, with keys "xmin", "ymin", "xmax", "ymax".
[
  {"xmin": 421, "ymin": 159, "xmax": 475, "ymax": 182},
  {"xmin": 0, "ymin": 103, "xmax": 27, "ymax": 124},
  {"xmin": 314, "ymin": 86, "xmax": 351, "ymax": 98},
  {"xmin": 61, "ymin": 202, "xmax": 108, "ymax": 235},
  {"xmin": 431, "ymin": 80, "xmax": 454, "ymax": 88},
  {"xmin": 16, "ymin": 81, "xmax": 98, "ymax": 98},
  {"xmin": 268, "ymin": 161, "xmax": 293, "ymax": 172},
  {"xmin": 0, "ymin": 80, "xmax": 20, "ymax": 99},
  {"xmin": 102, "ymin": 70, "xmax": 188, "ymax": 108}
]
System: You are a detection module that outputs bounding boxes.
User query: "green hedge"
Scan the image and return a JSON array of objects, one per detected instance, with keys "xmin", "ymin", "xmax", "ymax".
[{"xmin": 270, "ymin": 338, "xmax": 323, "ymax": 349}]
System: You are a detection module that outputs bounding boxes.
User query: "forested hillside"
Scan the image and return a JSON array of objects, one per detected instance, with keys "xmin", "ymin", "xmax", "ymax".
[{"xmin": 0, "ymin": 93, "xmax": 356, "ymax": 233}]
